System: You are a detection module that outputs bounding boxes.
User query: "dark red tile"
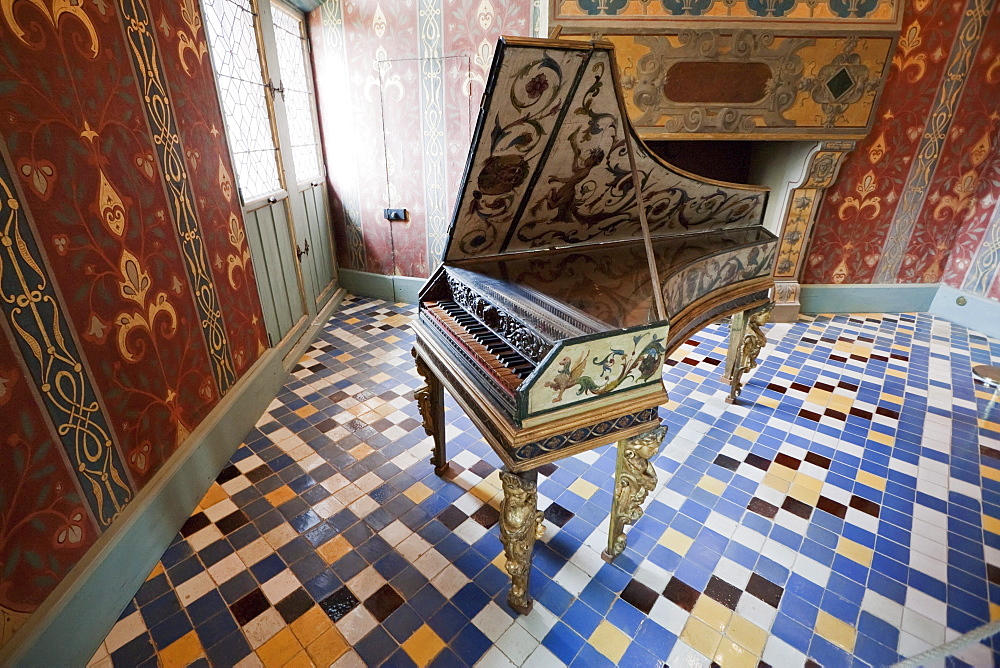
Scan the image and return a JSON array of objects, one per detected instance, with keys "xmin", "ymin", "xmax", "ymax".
[
  {"xmin": 849, "ymin": 495, "xmax": 880, "ymax": 517},
  {"xmin": 364, "ymin": 584, "xmax": 404, "ymax": 622},
  {"xmin": 804, "ymin": 452, "xmax": 831, "ymax": 469},
  {"xmin": 229, "ymin": 588, "xmax": 269, "ymax": 625},
  {"xmin": 746, "ymin": 573, "xmax": 782, "ymax": 607},
  {"xmin": 704, "ymin": 576, "xmax": 741, "ymax": 610},
  {"xmin": 748, "ymin": 497, "xmax": 778, "ymax": 519},
  {"xmin": 775, "ymin": 453, "xmax": 801, "ymax": 470},
  {"xmin": 781, "ymin": 496, "xmax": 813, "ymax": 520},
  {"xmin": 817, "ymin": 496, "xmax": 847, "ymax": 519},
  {"xmin": 663, "ymin": 577, "xmax": 699, "ymax": 612},
  {"xmin": 620, "ymin": 579, "xmax": 658, "ymax": 614}
]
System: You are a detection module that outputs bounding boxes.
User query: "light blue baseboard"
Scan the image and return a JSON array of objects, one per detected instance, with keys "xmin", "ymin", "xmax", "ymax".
[
  {"xmin": 800, "ymin": 283, "xmax": 938, "ymax": 314},
  {"xmin": 930, "ymin": 284, "xmax": 1000, "ymax": 340},
  {"xmin": 338, "ymin": 268, "xmax": 425, "ymax": 303},
  {"xmin": 5, "ymin": 292, "xmax": 345, "ymax": 667},
  {"xmin": 801, "ymin": 282, "xmax": 1000, "ymax": 339}
]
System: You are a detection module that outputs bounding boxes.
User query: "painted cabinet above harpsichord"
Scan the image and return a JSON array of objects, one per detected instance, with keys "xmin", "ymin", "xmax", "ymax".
[{"xmin": 550, "ymin": 0, "xmax": 903, "ymax": 141}]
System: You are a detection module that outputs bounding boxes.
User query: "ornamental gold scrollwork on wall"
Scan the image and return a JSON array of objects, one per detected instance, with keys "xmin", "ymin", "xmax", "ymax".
[
  {"xmin": 0, "ymin": 165, "xmax": 132, "ymax": 527},
  {"xmin": 115, "ymin": 249, "xmax": 178, "ymax": 362},
  {"xmin": 606, "ymin": 425, "xmax": 666, "ymax": 560},
  {"xmin": 627, "ymin": 31, "xmax": 810, "ymax": 133},
  {"xmin": 801, "ymin": 38, "xmax": 879, "ymax": 127},
  {"xmin": 118, "ymin": 0, "xmax": 236, "ymax": 394},
  {"xmin": 1, "ymin": 0, "xmax": 100, "ymax": 57}
]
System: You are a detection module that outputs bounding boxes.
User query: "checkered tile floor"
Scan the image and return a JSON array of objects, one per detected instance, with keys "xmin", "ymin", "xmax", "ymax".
[{"xmin": 88, "ymin": 297, "xmax": 1000, "ymax": 667}]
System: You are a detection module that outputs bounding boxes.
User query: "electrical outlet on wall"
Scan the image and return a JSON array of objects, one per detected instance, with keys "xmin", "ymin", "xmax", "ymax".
[{"xmin": 384, "ymin": 208, "xmax": 407, "ymax": 221}]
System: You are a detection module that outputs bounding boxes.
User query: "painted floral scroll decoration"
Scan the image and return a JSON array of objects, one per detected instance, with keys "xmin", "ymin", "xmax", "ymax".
[
  {"xmin": 460, "ymin": 54, "xmax": 566, "ymax": 255},
  {"xmin": 544, "ymin": 332, "xmax": 664, "ymax": 403}
]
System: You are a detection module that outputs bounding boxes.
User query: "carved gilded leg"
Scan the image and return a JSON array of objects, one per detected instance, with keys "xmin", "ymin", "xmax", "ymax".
[
  {"xmin": 723, "ymin": 310, "xmax": 749, "ymax": 382},
  {"xmin": 727, "ymin": 304, "xmax": 773, "ymax": 404},
  {"xmin": 499, "ymin": 468, "xmax": 544, "ymax": 615},
  {"xmin": 411, "ymin": 348, "xmax": 447, "ymax": 475},
  {"xmin": 603, "ymin": 425, "xmax": 667, "ymax": 562}
]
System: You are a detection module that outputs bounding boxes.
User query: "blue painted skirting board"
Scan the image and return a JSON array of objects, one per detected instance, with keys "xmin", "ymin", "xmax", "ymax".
[
  {"xmin": 338, "ymin": 268, "xmax": 425, "ymax": 304},
  {"xmin": 802, "ymin": 283, "xmax": 1000, "ymax": 339}
]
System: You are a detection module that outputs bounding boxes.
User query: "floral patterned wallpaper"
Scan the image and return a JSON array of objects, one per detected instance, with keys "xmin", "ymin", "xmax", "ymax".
[
  {"xmin": 0, "ymin": 0, "xmax": 267, "ymax": 650},
  {"xmin": 804, "ymin": 0, "xmax": 1000, "ymax": 300},
  {"xmin": 309, "ymin": 0, "xmax": 532, "ymax": 278}
]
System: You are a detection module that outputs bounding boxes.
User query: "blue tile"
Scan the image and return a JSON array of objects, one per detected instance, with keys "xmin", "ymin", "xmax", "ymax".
[{"xmin": 543, "ymin": 622, "xmax": 586, "ymax": 664}]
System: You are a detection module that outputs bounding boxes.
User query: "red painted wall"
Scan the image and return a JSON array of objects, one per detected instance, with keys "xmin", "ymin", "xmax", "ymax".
[
  {"xmin": 0, "ymin": 0, "xmax": 266, "ymax": 648},
  {"xmin": 805, "ymin": 0, "xmax": 1000, "ymax": 298}
]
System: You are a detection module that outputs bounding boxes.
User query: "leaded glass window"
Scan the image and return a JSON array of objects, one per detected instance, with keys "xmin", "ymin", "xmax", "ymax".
[
  {"xmin": 271, "ymin": 3, "xmax": 322, "ymax": 182},
  {"xmin": 203, "ymin": 0, "xmax": 282, "ymax": 201}
]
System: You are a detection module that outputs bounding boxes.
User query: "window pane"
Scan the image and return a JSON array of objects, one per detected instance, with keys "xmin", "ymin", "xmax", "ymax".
[
  {"xmin": 272, "ymin": 4, "xmax": 322, "ymax": 182},
  {"xmin": 203, "ymin": 0, "xmax": 282, "ymax": 201}
]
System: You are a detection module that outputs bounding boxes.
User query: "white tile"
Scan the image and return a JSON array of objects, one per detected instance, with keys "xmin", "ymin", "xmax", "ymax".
[
  {"xmin": 331, "ymin": 650, "xmax": 366, "ymax": 668},
  {"xmin": 336, "ymin": 605, "xmax": 378, "ymax": 645},
  {"xmin": 234, "ymin": 454, "xmax": 265, "ymax": 473},
  {"xmin": 187, "ymin": 524, "xmax": 224, "ymax": 552},
  {"xmin": 522, "ymin": 644, "xmax": 565, "ymax": 668},
  {"xmin": 861, "ymin": 589, "xmax": 904, "ymax": 627},
  {"xmin": 904, "ymin": 588, "xmax": 947, "ymax": 623},
  {"xmin": 901, "ymin": 608, "xmax": 945, "ymax": 645},
  {"xmin": 104, "ymin": 611, "xmax": 145, "ymax": 653},
  {"xmin": 649, "ymin": 598, "xmax": 689, "ymax": 635},
  {"xmin": 175, "ymin": 571, "xmax": 215, "ymax": 607},
  {"xmin": 355, "ymin": 472, "xmax": 382, "ymax": 493},
  {"xmin": 474, "ymin": 646, "xmax": 517, "ymax": 668},
  {"xmin": 221, "ymin": 475, "xmax": 251, "ymax": 496},
  {"xmin": 455, "ymin": 519, "xmax": 488, "ymax": 545},
  {"xmin": 761, "ymin": 635, "xmax": 807, "ymax": 668},
  {"xmin": 472, "ymin": 602, "xmax": 516, "ymax": 642},
  {"xmin": 379, "ymin": 520, "xmax": 412, "ymax": 547},
  {"xmin": 431, "ymin": 564, "xmax": 469, "ymax": 598},
  {"xmin": 454, "ymin": 491, "xmax": 486, "ymax": 515},
  {"xmin": 347, "ymin": 493, "xmax": 379, "ymax": 517},
  {"xmin": 515, "ymin": 602, "xmax": 558, "ymax": 641},
  {"xmin": 208, "ymin": 552, "xmax": 245, "ymax": 585},
  {"xmin": 347, "ymin": 565, "xmax": 387, "ymax": 601},
  {"xmin": 735, "ymin": 592, "xmax": 777, "ymax": 629},
  {"xmin": 666, "ymin": 639, "xmax": 711, "ymax": 668},
  {"xmin": 553, "ymin": 562, "xmax": 589, "ymax": 597},
  {"xmin": 497, "ymin": 621, "xmax": 538, "ymax": 665},
  {"xmin": 261, "ymin": 569, "xmax": 300, "ymax": 605},
  {"xmin": 712, "ymin": 557, "xmax": 752, "ymax": 590},
  {"xmin": 397, "ymin": 533, "xmax": 433, "ymax": 561},
  {"xmin": 413, "ymin": 548, "xmax": 449, "ymax": 580}
]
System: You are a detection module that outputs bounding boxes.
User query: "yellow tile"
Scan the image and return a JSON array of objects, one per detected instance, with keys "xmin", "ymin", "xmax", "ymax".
[
  {"xmin": 856, "ymin": 469, "xmax": 887, "ymax": 491},
  {"xmin": 317, "ymin": 535, "xmax": 352, "ymax": 564},
  {"xmin": 692, "ymin": 596, "xmax": 732, "ymax": 633},
  {"xmin": 759, "ymin": 396, "xmax": 780, "ymax": 409},
  {"xmin": 735, "ymin": 426, "xmax": 759, "ymax": 440},
  {"xmin": 698, "ymin": 475, "xmax": 727, "ymax": 496},
  {"xmin": 306, "ymin": 627, "xmax": 348, "ymax": 666},
  {"xmin": 282, "ymin": 649, "xmax": 314, "ymax": 668},
  {"xmin": 296, "ymin": 405, "xmax": 318, "ymax": 418},
  {"xmin": 727, "ymin": 615, "xmax": 767, "ymax": 655},
  {"xmin": 806, "ymin": 389, "xmax": 831, "ymax": 407},
  {"xmin": 836, "ymin": 536, "xmax": 874, "ymax": 567},
  {"xmin": 289, "ymin": 607, "xmax": 332, "ymax": 646},
  {"xmin": 371, "ymin": 372, "xmax": 391, "ymax": 383},
  {"xmin": 769, "ymin": 464, "xmax": 796, "ymax": 482},
  {"xmin": 266, "ymin": 485, "xmax": 297, "ymax": 508},
  {"xmin": 714, "ymin": 638, "xmax": 758, "ymax": 668},
  {"xmin": 492, "ymin": 551, "xmax": 507, "ymax": 571},
  {"xmin": 879, "ymin": 392, "xmax": 902, "ymax": 405},
  {"xmin": 350, "ymin": 443, "xmax": 374, "ymax": 460},
  {"xmin": 146, "ymin": 562, "xmax": 164, "ymax": 581},
  {"xmin": 788, "ymin": 482, "xmax": 820, "ymax": 506},
  {"xmin": 779, "ymin": 365, "xmax": 798, "ymax": 374},
  {"xmin": 680, "ymin": 617, "xmax": 723, "ymax": 659},
  {"xmin": 405, "ymin": 482, "xmax": 433, "ymax": 504},
  {"xmin": 991, "ymin": 603, "xmax": 1000, "ymax": 622},
  {"xmin": 983, "ymin": 515, "xmax": 1000, "ymax": 536},
  {"xmin": 794, "ymin": 345, "xmax": 812, "ymax": 354},
  {"xmin": 815, "ymin": 610, "xmax": 857, "ymax": 652},
  {"xmin": 344, "ymin": 318, "xmax": 360, "ymax": 325},
  {"xmin": 401, "ymin": 625, "xmax": 445, "ymax": 667},
  {"xmin": 159, "ymin": 630, "xmax": 204, "ymax": 668},
  {"xmin": 794, "ymin": 472, "xmax": 824, "ymax": 492},
  {"xmin": 763, "ymin": 472, "xmax": 790, "ymax": 493},
  {"xmin": 336, "ymin": 353, "xmax": 353, "ymax": 362},
  {"xmin": 869, "ymin": 430, "xmax": 895, "ymax": 446},
  {"xmin": 589, "ymin": 621, "xmax": 631, "ymax": 663},
  {"xmin": 471, "ymin": 480, "xmax": 500, "ymax": 504},
  {"xmin": 981, "ymin": 419, "xmax": 1000, "ymax": 432},
  {"xmin": 828, "ymin": 395, "xmax": 853, "ymax": 413},
  {"xmin": 258, "ymin": 628, "xmax": 302, "ymax": 667},
  {"xmin": 659, "ymin": 527, "xmax": 695, "ymax": 557},
  {"xmin": 982, "ymin": 466, "xmax": 1000, "ymax": 483},
  {"xmin": 200, "ymin": 482, "xmax": 229, "ymax": 508},
  {"xmin": 569, "ymin": 479, "xmax": 599, "ymax": 500},
  {"xmin": 887, "ymin": 368, "xmax": 906, "ymax": 378},
  {"xmin": 384, "ymin": 335, "xmax": 400, "ymax": 344}
]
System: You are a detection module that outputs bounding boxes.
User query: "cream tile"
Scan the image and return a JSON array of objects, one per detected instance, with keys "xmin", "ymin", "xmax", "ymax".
[
  {"xmin": 175, "ymin": 571, "xmax": 215, "ymax": 606},
  {"xmin": 244, "ymin": 608, "xmax": 285, "ymax": 649},
  {"xmin": 261, "ymin": 569, "xmax": 300, "ymax": 605},
  {"xmin": 472, "ymin": 602, "xmax": 516, "ymax": 642},
  {"xmin": 104, "ymin": 611, "xmax": 146, "ymax": 653},
  {"xmin": 347, "ymin": 565, "xmax": 387, "ymax": 601},
  {"xmin": 496, "ymin": 621, "xmax": 537, "ymax": 665},
  {"xmin": 335, "ymin": 605, "xmax": 378, "ymax": 645},
  {"xmin": 208, "ymin": 552, "xmax": 246, "ymax": 585}
]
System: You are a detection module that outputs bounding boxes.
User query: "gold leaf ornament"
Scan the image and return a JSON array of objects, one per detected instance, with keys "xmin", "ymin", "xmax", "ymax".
[{"xmin": 98, "ymin": 170, "xmax": 127, "ymax": 236}]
